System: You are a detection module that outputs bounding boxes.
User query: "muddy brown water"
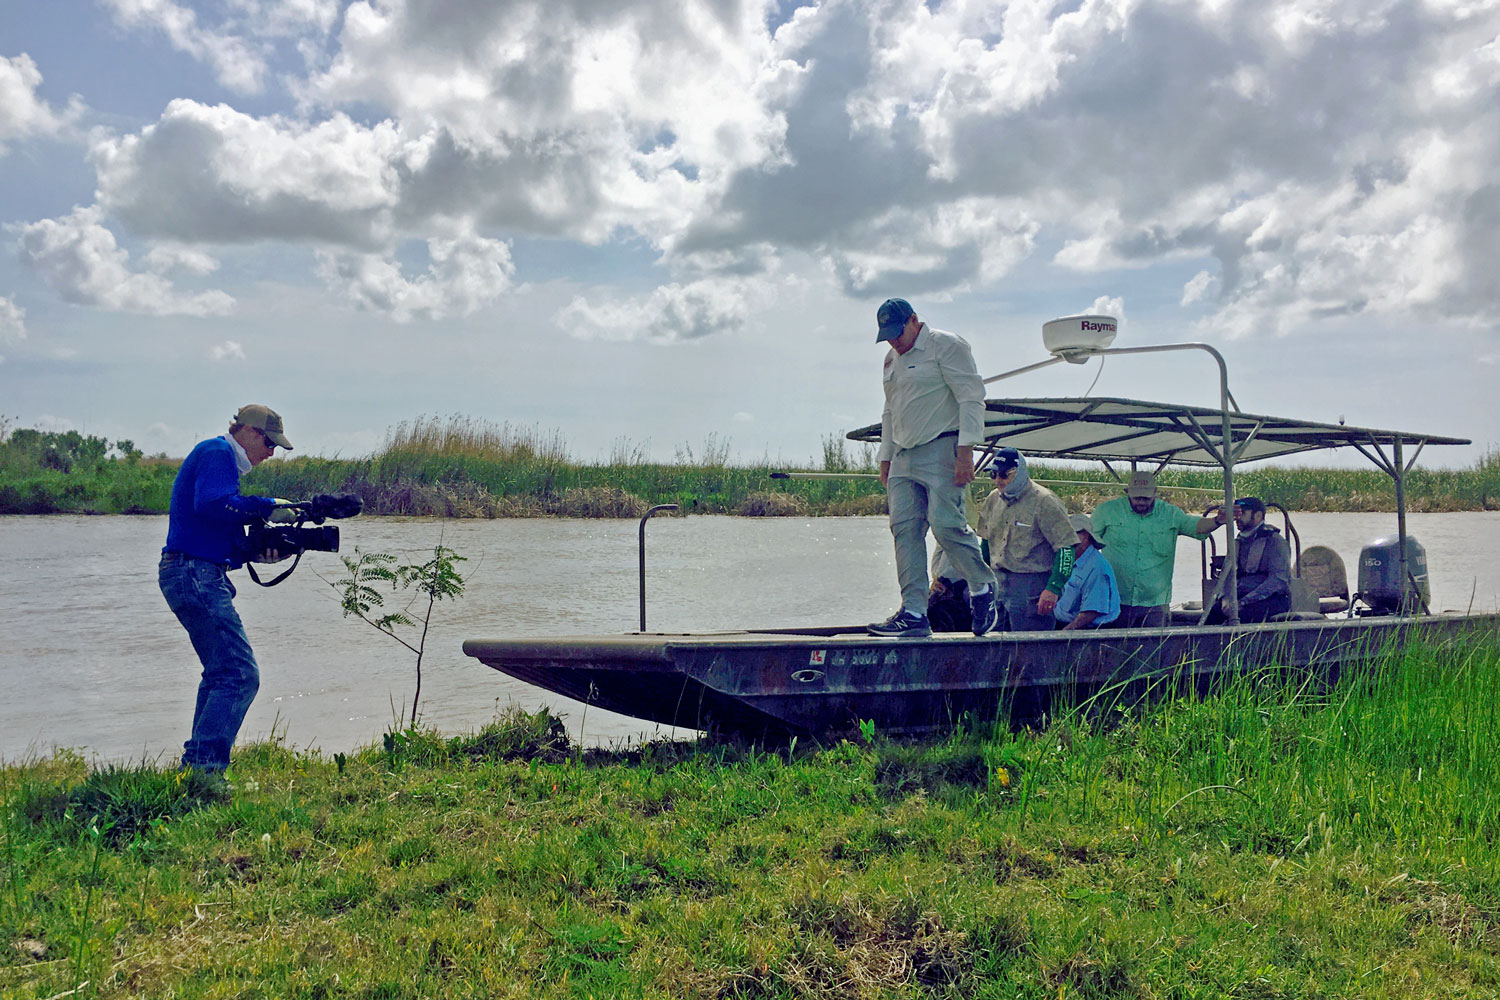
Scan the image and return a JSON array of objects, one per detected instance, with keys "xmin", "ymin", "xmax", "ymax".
[{"xmin": 3, "ymin": 512, "xmax": 1497, "ymax": 764}]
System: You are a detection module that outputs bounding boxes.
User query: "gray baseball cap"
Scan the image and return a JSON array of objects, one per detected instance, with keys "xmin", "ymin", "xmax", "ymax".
[
  {"xmin": 232, "ymin": 404, "xmax": 293, "ymax": 450},
  {"xmin": 1125, "ymin": 471, "xmax": 1156, "ymax": 498}
]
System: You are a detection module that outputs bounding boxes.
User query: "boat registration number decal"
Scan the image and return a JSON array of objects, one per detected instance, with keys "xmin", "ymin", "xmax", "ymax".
[{"xmin": 809, "ymin": 649, "xmax": 886, "ymax": 667}]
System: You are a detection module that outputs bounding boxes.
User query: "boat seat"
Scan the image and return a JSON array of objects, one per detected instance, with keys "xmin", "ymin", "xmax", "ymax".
[
  {"xmin": 1271, "ymin": 611, "xmax": 1327, "ymax": 622},
  {"xmin": 1296, "ymin": 545, "xmax": 1350, "ymax": 614},
  {"xmin": 1288, "ymin": 577, "xmax": 1318, "ymax": 614}
]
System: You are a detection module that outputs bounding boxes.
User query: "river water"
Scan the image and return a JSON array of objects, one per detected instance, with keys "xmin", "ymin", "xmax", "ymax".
[{"xmin": 3, "ymin": 511, "xmax": 1498, "ymax": 765}]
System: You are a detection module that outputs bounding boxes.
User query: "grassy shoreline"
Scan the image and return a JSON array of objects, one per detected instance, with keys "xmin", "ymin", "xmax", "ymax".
[
  {"xmin": 5, "ymin": 634, "xmax": 1500, "ymax": 997},
  {"xmin": 4, "ymin": 417, "xmax": 1498, "ymax": 516}
]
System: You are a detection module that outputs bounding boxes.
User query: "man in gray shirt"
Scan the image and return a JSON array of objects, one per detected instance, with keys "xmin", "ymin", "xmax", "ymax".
[{"xmin": 868, "ymin": 298, "xmax": 998, "ymax": 638}]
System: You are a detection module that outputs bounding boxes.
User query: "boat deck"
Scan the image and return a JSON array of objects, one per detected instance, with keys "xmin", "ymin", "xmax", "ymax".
[{"xmin": 464, "ymin": 612, "xmax": 1500, "ymax": 736}]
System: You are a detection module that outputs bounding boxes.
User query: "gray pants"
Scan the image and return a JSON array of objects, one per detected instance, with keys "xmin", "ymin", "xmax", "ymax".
[
  {"xmin": 998, "ymin": 569, "xmax": 1053, "ymax": 632},
  {"xmin": 887, "ymin": 436, "xmax": 995, "ymax": 613}
]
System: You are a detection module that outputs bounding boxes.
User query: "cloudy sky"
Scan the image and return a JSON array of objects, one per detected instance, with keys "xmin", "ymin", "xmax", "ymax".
[{"xmin": 2, "ymin": 0, "xmax": 1497, "ymax": 466}]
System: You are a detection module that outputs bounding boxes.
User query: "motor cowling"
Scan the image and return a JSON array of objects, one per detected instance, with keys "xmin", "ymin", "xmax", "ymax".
[{"xmin": 1356, "ymin": 535, "xmax": 1430, "ymax": 614}]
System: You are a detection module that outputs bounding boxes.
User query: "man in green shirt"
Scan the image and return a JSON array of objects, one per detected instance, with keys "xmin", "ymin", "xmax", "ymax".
[{"xmin": 1091, "ymin": 471, "xmax": 1224, "ymax": 628}]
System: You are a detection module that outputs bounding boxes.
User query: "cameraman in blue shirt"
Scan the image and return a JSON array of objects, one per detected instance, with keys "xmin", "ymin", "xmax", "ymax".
[{"xmin": 158, "ymin": 405, "xmax": 292, "ymax": 773}]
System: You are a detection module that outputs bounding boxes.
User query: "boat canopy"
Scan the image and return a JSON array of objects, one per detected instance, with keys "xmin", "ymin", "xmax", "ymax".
[
  {"xmin": 846, "ymin": 397, "xmax": 1470, "ymax": 470},
  {"xmin": 849, "ymin": 394, "xmax": 1469, "ymax": 619}
]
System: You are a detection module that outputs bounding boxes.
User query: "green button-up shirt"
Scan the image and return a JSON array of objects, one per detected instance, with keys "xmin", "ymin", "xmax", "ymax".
[{"xmin": 1092, "ymin": 496, "xmax": 1211, "ymax": 607}]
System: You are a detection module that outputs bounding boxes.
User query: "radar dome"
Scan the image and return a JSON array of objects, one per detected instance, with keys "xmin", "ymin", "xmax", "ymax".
[{"xmin": 1043, "ymin": 315, "xmax": 1118, "ymax": 361}]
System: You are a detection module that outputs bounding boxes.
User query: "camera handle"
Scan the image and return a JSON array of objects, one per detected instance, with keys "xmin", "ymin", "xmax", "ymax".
[{"xmin": 246, "ymin": 550, "xmax": 306, "ymax": 587}]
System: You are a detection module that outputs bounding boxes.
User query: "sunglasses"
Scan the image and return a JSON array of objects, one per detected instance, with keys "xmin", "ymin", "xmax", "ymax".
[{"xmin": 260, "ymin": 432, "xmax": 277, "ymax": 451}]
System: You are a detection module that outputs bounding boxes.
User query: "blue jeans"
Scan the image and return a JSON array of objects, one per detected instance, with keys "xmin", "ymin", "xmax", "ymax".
[{"xmin": 159, "ymin": 553, "xmax": 259, "ymax": 771}]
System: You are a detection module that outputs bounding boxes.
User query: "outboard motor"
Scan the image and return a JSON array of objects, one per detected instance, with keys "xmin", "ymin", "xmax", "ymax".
[{"xmin": 1356, "ymin": 535, "xmax": 1430, "ymax": 615}]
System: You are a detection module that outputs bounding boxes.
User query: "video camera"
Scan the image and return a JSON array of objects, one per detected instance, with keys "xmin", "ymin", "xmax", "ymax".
[{"xmin": 244, "ymin": 493, "xmax": 363, "ymax": 586}]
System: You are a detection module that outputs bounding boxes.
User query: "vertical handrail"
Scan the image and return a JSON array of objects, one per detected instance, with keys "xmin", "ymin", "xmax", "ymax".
[
  {"xmin": 1088, "ymin": 343, "xmax": 1238, "ymax": 624},
  {"xmin": 1394, "ymin": 435, "xmax": 1408, "ymax": 614},
  {"xmin": 639, "ymin": 504, "xmax": 679, "ymax": 631}
]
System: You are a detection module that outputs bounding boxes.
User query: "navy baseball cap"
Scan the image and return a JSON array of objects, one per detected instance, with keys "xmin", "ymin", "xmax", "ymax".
[
  {"xmin": 1234, "ymin": 496, "xmax": 1266, "ymax": 513},
  {"xmin": 988, "ymin": 447, "xmax": 1021, "ymax": 477},
  {"xmin": 875, "ymin": 298, "xmax": 915, "ymax": 342}
]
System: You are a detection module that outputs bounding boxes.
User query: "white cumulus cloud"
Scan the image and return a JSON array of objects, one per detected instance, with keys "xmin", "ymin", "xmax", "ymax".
[
  {"xmin": 315, "ymin": 231, "xmax": 515, "ymax": 322},
  {"xmin": 0, "ymin": 295, "xmax": 24, "ymax": 364},
  {"xmin": 92, "ymin": 100, "xmax": 407, "ymax": 248},
  {"xmin": 0, "ymin": 297, "xmax": 26, "ymax": 342},
  {"xmin": 558, "ymin": 274, "xmax": 775, "ymax": 343},
  {"xmin": 0, "ymin": 54, "xmax": 81, "ymax": 152},
  {"xmin": 15, "ymin": 207, "xmax": 236, "ymax": 316},
  {"xmin": 1181, "ymin": 270, "xmax": 1218, "ymax": 306},
  {"xmin": 696, "ymin": 0, "xmax": 1500, "ymax": 332},
  {"xmin": 100, "ymin": 0, "xmax": 272, "ymax": 93},
  {"xmin": 211, "ymin": 339, "xmax": 246, "ymax": 361},
  {"xmin": 226, "ymin": 0, "xmax": 342, "ymax": 37},
  {"xmin": 19, "ymin": 0, "xmax": 1500, "ymax": 342},
  {"xmin": 145, "ymin": 244, "xmax": 221, "ymax": 276},
  {"xmin": 1087, "ymin": 296, "xmax": 1125, "ymax": 323}
]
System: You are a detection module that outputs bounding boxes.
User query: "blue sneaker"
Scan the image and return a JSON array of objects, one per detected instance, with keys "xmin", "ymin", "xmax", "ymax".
[
  {"xmin": 867, "ymin": 610, "xmax": 932, "ymax": 638},
  {"xmin": 970, "ymin": 589, "xmax": 999, "ymax": 636}
]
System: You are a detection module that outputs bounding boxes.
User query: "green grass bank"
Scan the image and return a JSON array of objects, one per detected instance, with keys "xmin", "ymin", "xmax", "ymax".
[
  {"xmin": 4, "ymin": 417, "xmax": 1499, "ymax": 516},
  {"xmin": 5, "ymin": 635, "xmax": 1500, "ymax": 998}
]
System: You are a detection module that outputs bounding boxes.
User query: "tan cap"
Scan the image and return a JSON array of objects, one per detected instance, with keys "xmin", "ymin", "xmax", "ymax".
[
  {"xmin": 1125, "ymin": 471, "xmax": 1156, "ymax": 498},
  {"xmin": 232, "ymin": 404, "xmax": 293, "ymax": 450},
  {"xmin": 1069, "ymin": 512, "xmax": 1102, "ymax": 547}
]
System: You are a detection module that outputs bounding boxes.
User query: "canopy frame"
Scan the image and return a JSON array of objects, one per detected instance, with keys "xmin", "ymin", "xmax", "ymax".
[{"xmin": 850, "ymin": 344, "xmax": 1469, "ymax": 620}]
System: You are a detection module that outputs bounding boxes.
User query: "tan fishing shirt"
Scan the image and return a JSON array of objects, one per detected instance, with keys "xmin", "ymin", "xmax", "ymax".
[
  {"xmin": 876, "ymin": 324, "xmax": 987, "ymax": 461},
  {"xmin": 977, "ymin": 481, "xmax": 1076, "ymax": 574}
]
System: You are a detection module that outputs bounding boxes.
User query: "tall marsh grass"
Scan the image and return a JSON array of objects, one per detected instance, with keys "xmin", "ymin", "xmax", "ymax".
[
  {"xmin": 1037, "ymin": 631, "xmax": 1500, "ymax": 857},
  {"xmin": 6, "ymin": 413, "xmax": 1498, "ymax": 516},
  {"xmin": 246, "ymin": 417, "xmax": 1500, "ymax": 518},
  {"xmin": 247, "ymin": 415, "xmax": 890, "ymax": 517}
]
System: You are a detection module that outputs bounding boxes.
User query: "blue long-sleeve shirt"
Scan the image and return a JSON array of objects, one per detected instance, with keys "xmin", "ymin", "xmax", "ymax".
[
  {"xmin": 163, "ymin": 437, "xmax": 276, "ymax": 567},
  {"xmin": 1054, "ymin": 545, "xmax": 1121, "ymax": 627}
]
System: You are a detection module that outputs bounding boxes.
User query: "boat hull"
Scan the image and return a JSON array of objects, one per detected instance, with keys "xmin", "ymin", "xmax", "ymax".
[{"xmin": 463, "ymin": 613, "xmax": 1500, "ymax": 736}]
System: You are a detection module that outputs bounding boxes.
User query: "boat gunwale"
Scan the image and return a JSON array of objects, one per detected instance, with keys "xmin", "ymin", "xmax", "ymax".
[{"xmin": 463, "ymin": 610, "xmax": 1500, "ymax": 661}]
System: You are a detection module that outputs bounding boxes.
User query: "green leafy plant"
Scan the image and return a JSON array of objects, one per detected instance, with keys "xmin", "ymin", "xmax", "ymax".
[{"xmin": 333, "ymin": 544, "xmax": 467, "ymax": 723}]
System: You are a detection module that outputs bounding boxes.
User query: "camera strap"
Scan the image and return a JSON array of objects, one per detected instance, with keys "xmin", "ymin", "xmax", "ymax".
[{"xmin": 246, "ymin": 551, "xmax": 305, "ymax": 587}]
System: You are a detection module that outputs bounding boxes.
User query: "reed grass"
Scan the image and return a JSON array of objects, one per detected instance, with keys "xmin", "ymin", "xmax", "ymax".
[
  {"xmin": 246, "ymin": 420, "xmax": 1500, "ymax": 518},
  {"xmin": 246, "ymin": 418, "xmax": 891, "ymax": 518},
  {"xmin": 5, "ymin": 415, "xmax": 1498, "ymax": 516},
  {"xmin": 4, "ymin": 636, "xmax": 1500, "ymax": 997}
]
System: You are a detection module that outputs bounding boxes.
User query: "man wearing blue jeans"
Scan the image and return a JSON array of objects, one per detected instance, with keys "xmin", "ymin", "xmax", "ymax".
[
  {"xmin": 159, "ymin": 404, "xmax": 292, "ymax": 772},
  {"xmin": 868, "ymin": 298, "xmax": 998, "ymax": 638}
]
